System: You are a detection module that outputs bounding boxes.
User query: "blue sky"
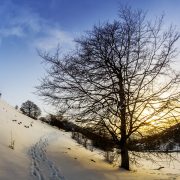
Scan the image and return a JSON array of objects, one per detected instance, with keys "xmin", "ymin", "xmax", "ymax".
[{"xmin": 0, "ymin": 0, "xmax": 180, "ymax": 115}]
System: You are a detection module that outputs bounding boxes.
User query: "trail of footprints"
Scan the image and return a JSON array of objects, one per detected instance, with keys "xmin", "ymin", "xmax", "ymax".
[{"xmin": 29, "ymin": 134, "xmax": 65, "ymax": 180}]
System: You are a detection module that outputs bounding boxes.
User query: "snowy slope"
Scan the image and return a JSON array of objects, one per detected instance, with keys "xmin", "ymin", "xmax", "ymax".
[
  {"xmin": 0, "ymin": 99, "xmax": 54, "ymax": 179},
  {"xmin": 0, "ymin": 99, "xmax": 180, "ymax": 180}
]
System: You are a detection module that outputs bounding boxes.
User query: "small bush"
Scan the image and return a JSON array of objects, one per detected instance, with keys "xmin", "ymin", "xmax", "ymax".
[
  {"xmin": 9, "ymin": 140, "xmax": 15, "ymax": 150},
  {"xmin": 9, "ymin": 131, "xmax": 15, "ymax": 150}
]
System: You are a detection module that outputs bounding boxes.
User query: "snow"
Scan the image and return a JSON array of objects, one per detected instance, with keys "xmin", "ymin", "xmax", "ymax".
[
  {"xmin": 0, "ymin": 99, "xmax": 180, "ymax": 179},
  {"xmin": 29, "ymin": 132, "xmax": 65, "ymax": 179}
]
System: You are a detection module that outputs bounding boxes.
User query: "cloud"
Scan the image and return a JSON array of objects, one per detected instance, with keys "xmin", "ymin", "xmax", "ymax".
[
  {"xmin": 0, "ymin": 27, "xmax": 25, "ymax": 37},
  {"xmin": 0, "ymin": 0, "xmax": 75, "ymax": 51},
  {"xmin": 0, "ymin": 0, "xmax": 42, "ymax": 37},
  {"xmin": 33, "ymin": 28, "xmax": 74, "ymax": 51}
]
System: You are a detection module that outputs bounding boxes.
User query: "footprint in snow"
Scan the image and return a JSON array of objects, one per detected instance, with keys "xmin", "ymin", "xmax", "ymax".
[{"xmin": 29, "ymin": 133, "xmax": 65, "ymax": 180}]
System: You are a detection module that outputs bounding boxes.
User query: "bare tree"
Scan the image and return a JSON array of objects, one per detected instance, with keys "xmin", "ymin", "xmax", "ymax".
[
  {"xmin": 20, "ymin": 100, "xmax": 41, "ymax": 120},
  {"xmin": 37, "ymin": 7, "xmax": 180, "ymax": 170}
]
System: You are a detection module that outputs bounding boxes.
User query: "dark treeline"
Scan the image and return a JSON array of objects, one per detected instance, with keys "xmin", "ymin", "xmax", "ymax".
[
  {"xmin": 41, "ymin": 114, "xmax": 180, "ymax": 152},
  {"xmin": 130, "ymin": 123, "xmax": 180, "ymax": 152},
  {"xmin": 41, "ymin": 114, "xmax": 116, "ymax": 151},
  {"xmin": 41, "ymin": 114, "xmax": 180, "ymax": 153}
]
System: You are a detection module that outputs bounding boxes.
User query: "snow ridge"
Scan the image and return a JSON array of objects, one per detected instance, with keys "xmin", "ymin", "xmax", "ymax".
[{"xmin": 29, "ymin": 133, "xmax": 65, "ymax": 180}]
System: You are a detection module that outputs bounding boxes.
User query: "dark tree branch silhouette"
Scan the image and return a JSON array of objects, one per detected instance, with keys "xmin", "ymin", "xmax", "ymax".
[{"xmin": 37, "ymin": 7, "xmax": 180, "ymax": 170}]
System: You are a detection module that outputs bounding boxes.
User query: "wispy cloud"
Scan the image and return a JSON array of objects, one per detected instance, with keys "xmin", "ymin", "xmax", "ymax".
[
  {"xmin": 34, "ymin": 28, "xmax": 74, "ymax": 51},
  {"xmin": 0, "ymin": 26, "xmax": 25, "ymax": 37},
  {"xmin": 0, "ymin": 1, "xmax": 41, "ymax": 36},
  {"xmin": 0, "ymin": 0, "xmax": 74, "ymax": 51}
]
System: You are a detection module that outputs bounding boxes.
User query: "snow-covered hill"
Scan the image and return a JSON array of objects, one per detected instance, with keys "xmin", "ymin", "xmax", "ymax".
[
  {"xmin": 0, "ymin": 99, "xmax": 180, "ymax": 180},
  {"xmin": 0, "ymin": 99, "xmax": 60, "ymax": 179}
]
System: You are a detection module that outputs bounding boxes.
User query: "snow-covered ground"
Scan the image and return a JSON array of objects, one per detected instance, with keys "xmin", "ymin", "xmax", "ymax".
[{"xmin": 0, "ymin": 99, "xmax": 180, "ymax": 180}]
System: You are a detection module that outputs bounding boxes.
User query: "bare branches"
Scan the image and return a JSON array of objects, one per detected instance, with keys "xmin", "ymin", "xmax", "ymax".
[{"xmin": 36, "ymin": 6, "xmax": 180, "ymax": 170}]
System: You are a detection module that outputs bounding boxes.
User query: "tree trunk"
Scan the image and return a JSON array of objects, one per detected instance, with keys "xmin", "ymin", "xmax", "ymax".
[
  {"xmin": 118, "ymin": 72, "xmax": 130, "ymax": 170},
  {"xmin": 120, "ymin": 144, "xmax": 129, "ymax": 170}
]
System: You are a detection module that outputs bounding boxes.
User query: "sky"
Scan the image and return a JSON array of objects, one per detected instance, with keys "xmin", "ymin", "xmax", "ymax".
[{"xmin": 0, "ymin": 0, "xmax": 180, "ymax": 115}]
